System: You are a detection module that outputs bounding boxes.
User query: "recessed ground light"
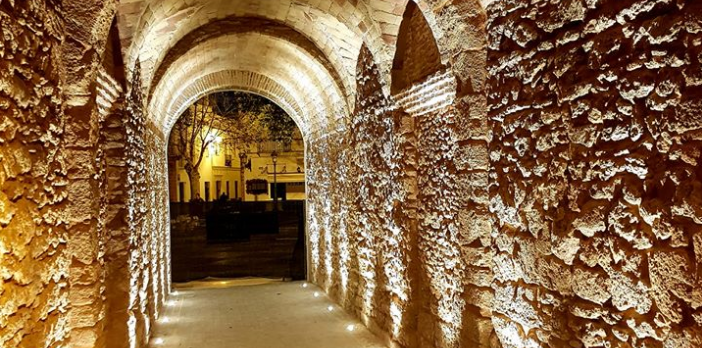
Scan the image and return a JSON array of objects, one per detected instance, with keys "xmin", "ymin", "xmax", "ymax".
[
  {"xmin": 302, "ymin": 283, "xmax": 308, "ymax": 288},
  {"xmin": 346, "ymin": 324, "xmax": 355, "ymax": 332},
  {"xmin": 327, "ymin": 306, "xmax": 334, "ymax": 312},
  {"xmin": 161, "ymin": 317, "xmax": 170, "ymax": 323},
  {"xmin": 171, "ymin": 291, "xmax": 179, "ymax": 296},
  {"xmin": 153, "ymin": 337, "xmax": 164, "ymax": 345},
  {"xmin": 314, "ymin": 292, "xmax": 320, "ymax": 297}
]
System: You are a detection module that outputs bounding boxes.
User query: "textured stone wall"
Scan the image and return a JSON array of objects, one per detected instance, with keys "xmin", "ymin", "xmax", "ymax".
[
  {"xmin": 308, "ymin": 36, "xmax": 496, "ymax": 348},
  {"xmin": 0, "ymin": 2, "xmax": 71, "ymax": 347},
  {"xmin": 64, "ymin": 84, "xmax": 108, "ymax": 348},
  {"xmin": 307, "ymin": 1, "xmax": 497, "ymax": 346},
  {"xmin": 308, "ymin": 46, "xmax": 417, "ymax": 347},
  {"xmin": 123, "ymin": 64, "xmax": 171, "ymax": 348},
  {"xmin": 487, "ymin": 0, "xmax": 702, "ymax": 346},
  {"xmin": 102, "ymin": 96, "xmax": 134, "ymax": 348},
  {"xmin": 1, "ymin": 6, "xmax": 169, "ymax": 347}
]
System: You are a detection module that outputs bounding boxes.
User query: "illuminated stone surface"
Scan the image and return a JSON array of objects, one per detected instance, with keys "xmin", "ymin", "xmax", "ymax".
[{"xmin": 2, "ymin": 0, "xmax": 702, "ymax": 348}]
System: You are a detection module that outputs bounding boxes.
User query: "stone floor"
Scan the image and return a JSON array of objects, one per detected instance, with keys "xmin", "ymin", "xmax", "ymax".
[{"xmin": 149, "ymin": 278, "xmax": 387, "ymax": 348}]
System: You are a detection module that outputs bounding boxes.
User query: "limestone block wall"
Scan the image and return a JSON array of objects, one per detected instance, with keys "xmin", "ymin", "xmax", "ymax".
[
  {"xmin": 308, "ymin": 46, "xmax": 417, "ymax": 347},
  {"xmin": 64, "ymin": 87, "xmax": 109, "ymax": 348},
  {"xmin": 1, "ymin": 5, "xmax": 170, "ymax": 347},
  {"xmin": 124, "ymin": 65, "xmax": 171, "ymax": 348},
  {"xmin": 308, "ymin": 41, "xmax": 496, "ymax": 348},
  {"xmin": 487, "ymin": 0, "xmax": 702, "ymax": 346},
  {"xmin": 0, "ymin": 2, "xmax": 71, "ymax": 347}
]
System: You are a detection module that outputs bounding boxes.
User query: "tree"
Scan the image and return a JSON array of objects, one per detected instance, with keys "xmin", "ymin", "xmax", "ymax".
[
  {"xmin": 172, "ymin": 96, "xmax": 236, "ymax": 200},
  {"xmin": 171, "ymin": 92, "xmax": 298, "ymax": 200},
  {"xmin": 260, "ymin": 103, "xmax": 296, "ymax": 146},
  {"xmin": 213, "ymin": 92, "xmax": 296, "ymax": 155}
]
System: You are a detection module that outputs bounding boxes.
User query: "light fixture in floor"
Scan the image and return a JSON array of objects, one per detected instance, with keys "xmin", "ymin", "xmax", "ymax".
[
  {"xmin": 302, "ymin": 283, "xmax": 308, "ymax": 288},
  {"xmin": 327, "ymin": 306, "xmax": 334, "ymax": 312},
  {"xmin": 153, "ymin": 337, "xmax": 164, "ymax": 345},
  {"xmin": 160, "ymin": 316, "xmax": 170, "ymax": 323},
  {"xmin": 314, "ymin": 292, "xmax": 320, "ymax": 298},
  {"xmin": 346, "ymin": 324, "xmax": 355, "ymax": 332}
]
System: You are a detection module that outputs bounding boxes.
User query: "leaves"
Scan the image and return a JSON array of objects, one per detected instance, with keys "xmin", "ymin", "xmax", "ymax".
[{"xmin": 171, "ymin": 92, "xmax": 298, "ymax": 179}]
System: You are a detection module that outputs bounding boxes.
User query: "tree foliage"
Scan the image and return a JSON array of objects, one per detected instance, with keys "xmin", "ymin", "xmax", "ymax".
[
  {"xmin": 209, "ymin": 91, "xmax": 297, "ymax": 151},
  {"xmin": 170, "ymin": 91, "xmax": 298, "ymax": 198}
]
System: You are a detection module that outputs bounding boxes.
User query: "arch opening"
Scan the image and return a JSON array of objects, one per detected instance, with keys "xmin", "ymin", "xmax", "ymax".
[
  {"xmin": 391, "ymin": 1, "xmax": 445, "ymax": 95},
  {"xmin": 166, "ymin": 91, "xmax": 308, "ymax": 282}
]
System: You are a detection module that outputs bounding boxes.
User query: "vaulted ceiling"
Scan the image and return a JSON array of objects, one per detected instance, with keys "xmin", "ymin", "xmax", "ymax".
[{"xmin": 114, "ymin": 0, "xmax": 494, "ymax": 138}]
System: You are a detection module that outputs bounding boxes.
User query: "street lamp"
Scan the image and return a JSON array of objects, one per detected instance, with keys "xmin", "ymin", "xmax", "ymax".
[{"xmin": 271, "ymin": 151, "xmax": 278, "ymax": 211}]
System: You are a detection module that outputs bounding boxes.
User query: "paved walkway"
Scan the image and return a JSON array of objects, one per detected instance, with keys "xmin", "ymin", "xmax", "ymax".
[{"xmin": 149, "ymin": 278, "xmax": 387, "ymax": 348}]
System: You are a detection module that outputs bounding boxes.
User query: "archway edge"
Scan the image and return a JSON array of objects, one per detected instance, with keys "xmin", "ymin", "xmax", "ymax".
[
  {"xmin": 164, "ymin": 70, "xmax": 310, "ymax": 145},
  {"xmin": 149, "ymin": 32, "xmax": 348, "ymax": 138},
  {"xmin": 385, "ymin": 0, "xmax": 491, "ymax": 98},
  {"xmin": 146, "ymin": 16, "xmax": 355, "ymax": 109}
]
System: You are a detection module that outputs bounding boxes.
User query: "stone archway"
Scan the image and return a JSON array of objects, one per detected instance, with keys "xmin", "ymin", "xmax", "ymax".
[{"xmin": 4, "ymin": 1, "xmax": 702, "ymax": 348}]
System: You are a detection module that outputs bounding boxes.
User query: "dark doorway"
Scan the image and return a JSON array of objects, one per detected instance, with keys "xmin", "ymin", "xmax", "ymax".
[
  {"xmin": 179, "ymin": 182, "xmax": 185, "ymax": 202},
  {"xmin": 270, "ymin": 183, "xmax": 287, "ymax": 201},
  {"xmin": 204, "ymin": 182, "xmax": 210, "ymax": 202}
]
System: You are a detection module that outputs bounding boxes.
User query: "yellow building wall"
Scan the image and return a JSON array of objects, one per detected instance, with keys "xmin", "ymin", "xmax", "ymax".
[{"xmin": 170, "ymin": 141, "xmax": 305, "ymax": 202}]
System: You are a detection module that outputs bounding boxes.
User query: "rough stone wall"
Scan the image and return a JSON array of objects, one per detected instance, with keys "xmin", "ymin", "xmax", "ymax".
[
  {"xmin": 308, "ymin": 46, "xmax": 418, "ymax": 347},
  {"xmin": 0, "ymin": 2, "xmax": 72, "ymax": 347},
  {"xmin": 64, "ymin": 83, "xmax": 108, "ymax": 348},
  {"xmin": 102, "ymin": 97, "xmax": 134, "ymax": 348},
  {"xmin": 123, "ymin": 64, "xmax": 171, "ymax": 348},
  {"xmin": 1, "ymin": 6, "xmax": 168, "ymax": 346},
  {"xmin": 308, "ymin": 38, "xmax": 496, "ymax": 348},
  {"xmin": 413, "ymin": 95, "xmax": 495, "ymax": 348},
  {"xmin": 487, "ymin": 0, "xmax": 702, "ymax": 347}
]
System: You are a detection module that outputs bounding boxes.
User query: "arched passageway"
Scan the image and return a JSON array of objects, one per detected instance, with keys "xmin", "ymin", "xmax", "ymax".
[
  {"xmin": 2, "ymin": 1, "xmax": 702, "ymax": 348},
  {"xmin": 166, "ymin": 91, "xmax": 308, "ymax": 282}
]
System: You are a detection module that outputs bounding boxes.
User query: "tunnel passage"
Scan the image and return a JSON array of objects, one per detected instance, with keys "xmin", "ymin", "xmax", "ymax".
[{"xmin": 2, "ymin": 1, "xmax": 702, "ymax": 348}]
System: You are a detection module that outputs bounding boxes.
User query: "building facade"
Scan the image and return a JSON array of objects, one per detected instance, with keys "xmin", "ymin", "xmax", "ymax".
[{"xmin": 167, "ymin": 128, "xmax": 305, "ymax": 202}]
